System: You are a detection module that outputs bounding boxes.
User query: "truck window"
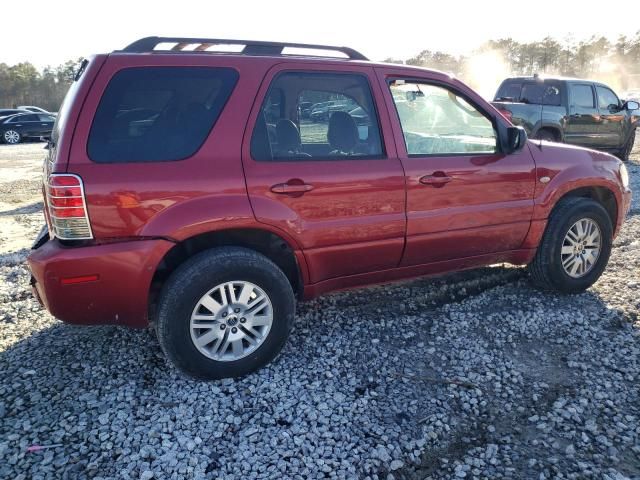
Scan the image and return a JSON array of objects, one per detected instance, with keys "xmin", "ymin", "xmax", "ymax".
[
  {"xmin": 596, "ymin": 86, "xmax": 620, "ymax": 110},
  {"xmin": 88, "ymin": 67, "xmax": 238, "ymax": 163},
  {"xmin": 572, "ymin": 85, "xmax": 595, "ymax": 109},
  {"xmin": 495, "ymin": 81, "xmax": 521, "ymax": 101}
]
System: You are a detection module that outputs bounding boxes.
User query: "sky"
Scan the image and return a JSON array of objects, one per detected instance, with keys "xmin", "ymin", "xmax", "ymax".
[{"xmin": 3, "ymin": 0, "xmax": 640, "ymax": 69}]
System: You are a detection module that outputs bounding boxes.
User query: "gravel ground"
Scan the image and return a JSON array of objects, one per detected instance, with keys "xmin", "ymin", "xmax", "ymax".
[{"xmin": 0, "ymin": 140, "xmax": 639, "ymax": 479}]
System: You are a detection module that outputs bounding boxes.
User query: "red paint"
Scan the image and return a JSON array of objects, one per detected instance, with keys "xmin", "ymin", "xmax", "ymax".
[{"xmin": 27, "ymin": 50, "xmax": 632, "ymax": 328}]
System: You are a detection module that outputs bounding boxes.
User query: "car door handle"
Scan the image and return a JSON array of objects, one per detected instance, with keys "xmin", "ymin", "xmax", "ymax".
[
  {"xmin": 270, "ymin": 181, "xmax": 314, "ymax": 194},
  {"xmin": 419, "ymin": 173, "xmax": 452, "ymax": 187}
]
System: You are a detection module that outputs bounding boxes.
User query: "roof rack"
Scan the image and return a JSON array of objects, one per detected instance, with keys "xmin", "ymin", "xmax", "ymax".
[{"xmin": 121, "ymin": 36, "xmax": 368, "ymax": 61}]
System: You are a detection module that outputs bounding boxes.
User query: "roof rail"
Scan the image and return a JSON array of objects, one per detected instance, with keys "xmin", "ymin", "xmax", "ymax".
[{"xmin": 121, "ymin": 36, "xmax": 369, "ymax": 61}]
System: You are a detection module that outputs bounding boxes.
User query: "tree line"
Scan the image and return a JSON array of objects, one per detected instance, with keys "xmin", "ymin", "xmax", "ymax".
[
  {"xmin": 384, "ymin": 33, "xmax": 640, "ymax": 95},
  {"xmin": 0, "ymin": 59, "xmax": 81, "ymax": 111},
  {"xmin": 1, "ymin": 33, "xmax": 639, "ymax": 111}
]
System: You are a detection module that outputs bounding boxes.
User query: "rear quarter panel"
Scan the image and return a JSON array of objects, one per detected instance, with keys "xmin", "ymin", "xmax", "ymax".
[{"xmin": 65, "ymin": 54, "xmax": 276, "ymax": 241}]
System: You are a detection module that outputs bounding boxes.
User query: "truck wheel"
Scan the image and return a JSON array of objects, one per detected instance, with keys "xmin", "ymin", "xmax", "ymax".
[
  {"xmin": 616, "ymin": 129, "xmax": 635, "ymax": 162},
  {"xmin": 535, "ymin": 129, "xmax": 557, "ymax": 142},
  {"xmin": 156, "ymin": 247, "xmax": 295, "ymax": 379},
  {"xmin": 528, "ymin": 197, "xmax": 612, "ymax": 293}
]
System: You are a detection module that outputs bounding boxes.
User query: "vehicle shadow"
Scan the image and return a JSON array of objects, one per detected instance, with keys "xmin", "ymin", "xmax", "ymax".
[{"xmin": 0, "ymin": 201, "xmax": 43, "ymax": 216}]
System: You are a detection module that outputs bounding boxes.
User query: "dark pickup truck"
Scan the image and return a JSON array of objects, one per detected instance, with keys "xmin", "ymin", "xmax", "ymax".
[{"xmin": 492, "ymin": 76, "xmax": 639, "ymax": 161}]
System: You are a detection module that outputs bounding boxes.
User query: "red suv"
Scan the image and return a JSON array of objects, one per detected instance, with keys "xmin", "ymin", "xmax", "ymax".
[{"xmin": 28, "ymin": 37, "xmax": 632, "ymax": 379}]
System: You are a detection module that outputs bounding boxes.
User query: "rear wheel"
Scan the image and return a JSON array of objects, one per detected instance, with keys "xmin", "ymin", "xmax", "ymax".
[
  {"xmin": 616, "ymin": 129, "xmax": 635, "ymax": 162},
  {"xmin": 3, "ymin": 130, "xmax": 21, "ymax": 144},
  {"xmin": 528, "ymin": 197, "xmax": 612, "ymax": 293},
  {"xmin": 156, "ymin": 247, "xmax": 295, "ymax": 379}
]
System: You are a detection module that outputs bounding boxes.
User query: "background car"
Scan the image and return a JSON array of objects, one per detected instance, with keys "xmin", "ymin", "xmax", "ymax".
[
  {"xmin": 17, "ymin": 105, "xmax": 53, "ymax": 114},
  {"xmin": 0, "ymin": 108, "xmax": 27, "ymax": 119},
  {"xmin": 0, "ymin": 112, "xmax": 55, "ymax": 144}
]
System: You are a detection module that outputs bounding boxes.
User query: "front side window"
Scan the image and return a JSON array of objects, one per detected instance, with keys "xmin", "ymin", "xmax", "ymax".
[
  {"xmin": 596, "ymin": 86, "xmax": 620, "ymax": 110},
  {"xmin": 88, "ymin": 67, "xmax": 238, "ymax": 163},
  {"xmin": 250, "ymin": 72, "xmax": 383, "ymax": 161},
  {"xmin": 572, "ymin": 85, "xmax": 595, "ymax": 108},
  {"xmin": 390, "ymin": 81, "xmax": 497, "ymax": 156}
]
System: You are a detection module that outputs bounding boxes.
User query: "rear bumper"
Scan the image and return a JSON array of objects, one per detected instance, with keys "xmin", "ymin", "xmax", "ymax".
[{"xmin": 28, "ymin": 238, "xmax": 174, "ymax": 328}]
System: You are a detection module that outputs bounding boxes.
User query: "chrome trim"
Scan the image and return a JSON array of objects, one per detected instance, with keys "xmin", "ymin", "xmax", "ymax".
[{"xmin": 47, "ymin": 173, "xmax": 93, "ymax": 240}]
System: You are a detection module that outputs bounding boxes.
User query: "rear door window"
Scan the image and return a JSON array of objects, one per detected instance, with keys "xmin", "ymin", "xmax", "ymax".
[
  {"xmin": 250, "ymin": 72, "xmax": 383, "ymax": 161},
  {"xmin": 88, "ymin": 67, "xmax": 238, "ymax": 163},
  {"xmin": 572, "ymin": 84, "xmax": 595, "ymax": 108}
]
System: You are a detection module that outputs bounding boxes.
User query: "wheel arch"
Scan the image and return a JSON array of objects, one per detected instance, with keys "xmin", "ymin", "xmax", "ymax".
[
  {"xmin": 553, "ymin": 186, "xmax": 617, "ymax": 229},
  {"xmin": 149, "ymin": 228, "xmax": 307, "ymax": 323}
]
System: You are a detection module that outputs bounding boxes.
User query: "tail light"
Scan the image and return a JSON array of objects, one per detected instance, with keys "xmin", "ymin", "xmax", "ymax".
[
  {"xmin": 498, "ymin": 108, "xmax": 513, "ymax": 123},
  {"xmin": 46, "ymin": 174, "xmax": 93, "ymax": 240}
]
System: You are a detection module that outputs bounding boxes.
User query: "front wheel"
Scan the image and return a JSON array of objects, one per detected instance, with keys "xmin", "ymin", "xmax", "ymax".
[
  {"xmin": 156, "ymin": 247, "xmax": 296, "ymax": 379},
  {"xmin": 528, "ymin": 197, "xmax": 612, "ymax": 293},
  {"xmin": 3, "ymin": 130, "xmax": 21, "ymax": 144}
]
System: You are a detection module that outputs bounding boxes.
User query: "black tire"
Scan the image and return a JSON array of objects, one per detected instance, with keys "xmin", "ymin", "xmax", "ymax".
[
  {"xmin": 156, "ymin": 247, "xmax": 295, "ymax": 379},
  {"xmin": 616, "ymin": 129, "xmax": 635, "ymax": 162},
  {"xmin": 528, "ymin": 197, "xmax": 612, "ymax": 293},
  {"xmin": 2, "ymin": 130, "xmax": 21, "ymax": 144},
  {"xmin": 535, "ymin": 129, "xmax": 558, "ymax": 142}
]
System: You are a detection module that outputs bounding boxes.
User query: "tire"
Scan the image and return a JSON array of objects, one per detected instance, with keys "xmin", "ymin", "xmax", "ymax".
[
  {"xmin": 535, "ymin": 129, "xmax": 558, "ymax": 142},
  {"xmin": 528, "ymin": 197, "xmax": 612, "ymax": 293},
  {"xmin": 616, "ymin": 129, "xmax": 635, "ymax": 162},
  {"xmin": 156, "ymin": 247, "xmax": 295, "ymax": 380},
  {"xmin": 3, "ymin": 130, "xmax": 21, "ymax": 144}
]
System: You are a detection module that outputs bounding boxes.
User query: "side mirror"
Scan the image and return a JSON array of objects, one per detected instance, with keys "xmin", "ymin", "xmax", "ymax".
[
  {"xmin": 504, "ymin": 126, "xmax": 527, "ymax": 154},
  {"xmin": 625, "ymin": 100, "xmax": 639, "ymax": 111}
]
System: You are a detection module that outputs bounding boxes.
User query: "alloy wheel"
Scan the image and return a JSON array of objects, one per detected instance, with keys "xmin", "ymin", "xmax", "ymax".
[
  {"xmin": 560, "ymin": 218, "xmax": 601, "ymax": 278},
  {"xmin": 190, "ymin": 281, "xmax": 273, "ymax": 361}
]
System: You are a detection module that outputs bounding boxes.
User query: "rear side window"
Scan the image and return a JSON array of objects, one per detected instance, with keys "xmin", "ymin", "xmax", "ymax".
[
  {"xmin": 572, "ymin": 85, "xmax": 595, "ymax": 108},
  {"xmin": 88, "ymin": 67, "xmax": 238, "ymax": 163},
  {"xmin": 251, "ymin": 72, "xmax": 383, "ymax": 161}
]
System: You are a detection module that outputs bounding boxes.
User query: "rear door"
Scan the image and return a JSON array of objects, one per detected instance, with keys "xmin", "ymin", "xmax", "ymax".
[
  {"xmin": 241, "ymin": 63, "xmax": 406, "ymax": 284},
  {"xmin": 565, "ymin": 83, "xmax": 602, "ymax": 147},
  {"xmin": 376, "ymin": 67, "xmax": 536, "ymax": 266},
  {"xmin": 595, "ymin": 85, "xmax": 624, "ymax": 148}
]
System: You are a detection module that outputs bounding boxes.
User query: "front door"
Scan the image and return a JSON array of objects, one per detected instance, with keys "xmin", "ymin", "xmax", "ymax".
[
  {"xmin": 565, "ymin": 83, "xmax": 602, "ymax": 148},
  {"xmin": 376, "ymin": 68, "xmax": 536, "ymax": 266},
  {"xmin": 242, "ymin": 65, "xmax": 406, "ymax": 284},
  {"xmin": 595, "ymin": 85, "xmax": 624, "ymax": 148}
]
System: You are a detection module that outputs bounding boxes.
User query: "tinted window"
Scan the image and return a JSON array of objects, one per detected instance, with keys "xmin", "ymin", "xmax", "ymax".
[
  {"xmin": 495, "ymin": 81, "xmax": 522, "ymax": 101},
  {"xmin": 596, "ymin": 86, "xmax": 620, "ymax": 110},
  {"xmin": 251, "ymin": 72, "xmax": 383, "ymax": 161},
  {"xmin": 38, "ymin": 114, "xmax": 55, "ymax": 122},
  {"xmin": 390, "ymin": 81, "xmax": 497, "ymax": 155},
  {"xmin": 572, "ymin": 85, "xmax": 595, "ymax": 108},
  {"xmin": 10, "ymin": 114, "xmax": 38, "ymax": 122},
  {"xmin": 521, "ymin": 83, "xmax": 544, "ymax": 104},
  {"xmin": 88, "ymin": 67, "xmax": 238, "ymax": 163},
  {"xmin": 542, "ymin": 82, "xmax": 562, "ymax": 106}
]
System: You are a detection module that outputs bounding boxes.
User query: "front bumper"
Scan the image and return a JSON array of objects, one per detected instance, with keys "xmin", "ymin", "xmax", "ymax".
[{"xmin": 28, "ymin": 236, "xmax": 174, "ymax": 328}]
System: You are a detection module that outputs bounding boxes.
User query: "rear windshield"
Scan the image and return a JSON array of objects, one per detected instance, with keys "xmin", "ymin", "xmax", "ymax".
[
  {"xmin": 495, "ymin": 80, "xmax": 562, "ymax": 106},
  {"xmin": 88, "ymin": 67, "xmax": 238, "ymax": 163}
]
